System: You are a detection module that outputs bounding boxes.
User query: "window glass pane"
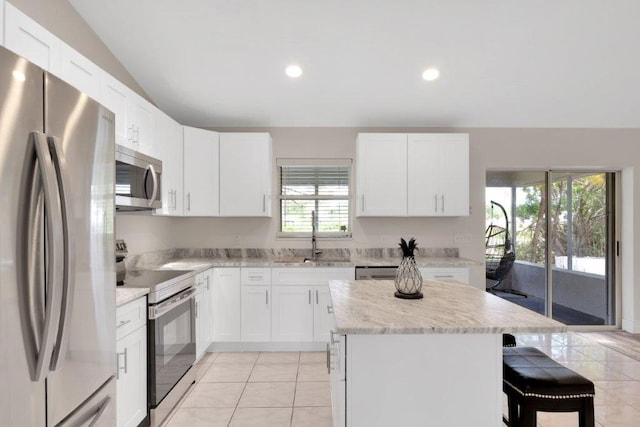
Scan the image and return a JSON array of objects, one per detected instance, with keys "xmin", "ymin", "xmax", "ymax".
[{"xmin": 279, "ymin": 162, "xmax": 351, "ymax": 235}]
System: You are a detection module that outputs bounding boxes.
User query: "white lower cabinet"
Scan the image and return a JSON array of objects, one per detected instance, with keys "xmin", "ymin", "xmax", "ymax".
[
  {"xmin": 271, "ymin": 286, "xmax": 314, "ymax": 342},
  {"xmin": 241, "ymin": 285, "xmax": 271, "ymax": 341},
  {"xmin": 211, "ymin": 268, "xmax": 241, "ymax": 341},
  {"xmin": 116, "ymin": 297, "xmax": 147, "ymax": 427},
  {"xmin": 329, "ymin": 332, "xmax": 346, "ymax": 427},
  {"xmin": 195, "ymin": 269, "xmax": 213, "ymax": 361},
  {"xmin": 271, "ymin": 268, "xmax": 354, "ymax": 343}
]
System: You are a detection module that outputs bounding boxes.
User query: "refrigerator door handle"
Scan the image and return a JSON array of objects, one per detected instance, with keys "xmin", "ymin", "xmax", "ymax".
[
  {"xmin": 87, "ymin": 395, "xmax": 112, "ymax": 427},
  {"xmin": 17, "ymin": 132, "xmax": 65, "ymax": 382},
  {"xmin": 47, "ymin": 136, "xmax": 76, "ymax": 371}
]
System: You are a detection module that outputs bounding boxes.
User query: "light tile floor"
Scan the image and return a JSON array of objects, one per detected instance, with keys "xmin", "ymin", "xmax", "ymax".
[
  {"xmin": 165, "ymin": 351, "xmax": 331, "ymax": 427},
  {"xmin": 165, "ymin": 333, "xmax": 640, "ymax": 427},
  {"xmin": 512, "ymin": 332, "xmax": 640, "ymax": 427}
]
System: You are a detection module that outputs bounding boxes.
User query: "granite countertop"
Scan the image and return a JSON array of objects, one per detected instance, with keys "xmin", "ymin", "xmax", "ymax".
[
  {"xmin": 127, "ymin": 248, "xmax": 481, "ymax": 271},
  {"xmin": 116, "ymin": 287, "xmax": 149, "ymax": 307},
  {"xmin": 329, "ymin": 279, "xmax": 566, "ymax": 335}
]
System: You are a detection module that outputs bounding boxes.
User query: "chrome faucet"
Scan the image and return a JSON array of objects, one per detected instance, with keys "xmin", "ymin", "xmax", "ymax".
[{"xmin": 311, "ymin": 210, "xmax": 322, "ymax": 260}]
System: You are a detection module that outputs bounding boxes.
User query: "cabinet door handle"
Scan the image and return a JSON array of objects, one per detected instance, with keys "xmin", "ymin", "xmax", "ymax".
[
  {"xmin": 195, "ymin": 301, "xmax": 198, "ymax": 317},
  {"xmin": 116, "ymin": 348, "xmax": 128, "ymax": 379},
  {"xmin": 434, "ymin": 194, "xmax": 438, "ymax": 212},
  {"xmin": 265, "ymin": 289, "xmax": 269, "ymax": 305},
  {"xmin": 117, "ymin": 319, "xmax": 131, "ymax": 329},
  {"xmin": 441, "ymin": 195, "xmax": 445, "ymax": 212},
  {"xmin": 361, "ymin": 194, "xmax": 365, "ymax": 211},
  {"xmin": 326, "ymin": 343, "xmax": 331, "ymax": 373},
  {"xmin": 187, "ymin": 192, "xmax": 191, "ymax": 211},
  {"xmin": 315, "ymin": 290, "xmax": 319, "ymax": 304},
  {"xmin": 434, "ymin": 274, "xmax": 454, "ymax": 278},
  {"xmin": 308, "ymin": 289, "xmax": 312, "ymax": 304},
  {"xmin": 206, "ymin": 276, "xmax": 210, "ymax": 290},
  {"xmin": 263, "ymin": 194, "xmax": 266, "ymax": 212}
]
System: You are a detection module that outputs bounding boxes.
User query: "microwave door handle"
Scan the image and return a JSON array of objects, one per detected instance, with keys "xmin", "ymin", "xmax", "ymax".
[
  {"xmin": 17, "ymin": 132, "xmax": 65, "ymax": 382},
  {"xmin": 47, "ymin": 136, "xmax": 76, "ymax": 371},
  {"xmin": 146, "ymin": 164, "xmax": 158, "ymax": 207}
]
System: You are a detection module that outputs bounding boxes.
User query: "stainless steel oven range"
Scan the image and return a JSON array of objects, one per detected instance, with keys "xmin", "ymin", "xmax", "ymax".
[{"xmin": 120, "ymin": 269, "xmax": 197, "ymax": 426}]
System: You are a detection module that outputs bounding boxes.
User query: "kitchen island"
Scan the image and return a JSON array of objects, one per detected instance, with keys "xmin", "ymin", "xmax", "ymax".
[{"xmin": 328, "ymin": 279, "xmax": 566, "ymax": 427}]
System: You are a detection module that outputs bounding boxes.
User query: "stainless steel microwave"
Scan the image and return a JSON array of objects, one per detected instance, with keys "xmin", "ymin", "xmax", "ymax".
[{"xmin": 115, "ymin": 145, "xmax": 162, "ymax": 211}]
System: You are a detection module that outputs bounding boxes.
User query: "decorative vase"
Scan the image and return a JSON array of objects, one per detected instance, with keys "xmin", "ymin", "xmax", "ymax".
[{"xmin": 394, "ymin": 238, "xmax": 423, "ymax": 299}]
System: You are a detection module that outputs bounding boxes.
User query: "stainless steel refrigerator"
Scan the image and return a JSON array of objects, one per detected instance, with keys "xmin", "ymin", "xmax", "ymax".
[{"xmin": 0, "ymin": 46, "xmax": 116, "ymax": 425}]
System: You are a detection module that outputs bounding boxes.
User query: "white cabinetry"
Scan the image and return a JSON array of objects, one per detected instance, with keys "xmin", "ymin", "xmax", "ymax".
[
  {"xmin": 419, "ymin": 267, "xmax": 469, "ymax": 284},
  {"xmin": 356, "ymin": 133, "xmax": 469, "ymax": 217},
  {"xmin": 183, "ymin": 126, "xmax": 219, "ymax": 216},
  {"xmin": 271, "ymin": 286, "xmax": 314, "ymax": 342},
  {"xmin": 4, "ymin": 3, "xmax": 60, "ymax": 74},
  {"xmin": 211, "ymin": 268, "xmax": 241, "ymax": 342},
  {"xmin": 116, "ymin": 297, "xmax": 147, "ymax": 427},
  {"xmin": 356, "ymin": 133, "xmax": 407, "ymax": 216},
  {"xmin": 128, "ymin": 94, "xmax": 155, "ymax": 156},
  {"xmin": 59, "ymin": 42, "xmax": 100, "ymax": 100},
  {"xmin": 241, "ymin": 268, "xmax": 272, "ymax": 342},
  {"xmin": 219, "ymin": 133, "xmax": 272, "ymax": 217},
  {"xmin": 271, "ymin": 268, "xmax": 354, "ymax": 342},
  {"xmin": 99, "ymin": 73, "xmax": 130, "ymax": 148},
  {"xmin": 195, "ymin": 269, "xmax": 213, "ymax": 361},
  {"xmin": 155, "ymin": 111, "xmax": 184, "ymax": 215},
  {"xmin": 0, "ymin": 0, "xmax": 4, "ymax": 46},
  {"xmin": 329, "ymin": 331, "xmax": 346, "ymax": 427},
  {"xmin": 407, "ymin": 134, "xmax": 469, "ymax": 216}
]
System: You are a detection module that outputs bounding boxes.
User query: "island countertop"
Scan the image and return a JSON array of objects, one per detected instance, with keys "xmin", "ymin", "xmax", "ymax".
[{"xmin": 329, "ymin": 279, "xmax": 566, "ymax": 335}]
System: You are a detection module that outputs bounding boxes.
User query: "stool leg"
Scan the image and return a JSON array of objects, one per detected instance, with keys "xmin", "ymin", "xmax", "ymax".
[
  {"xmin": 579, "ymin": 398, "xmax": 595, "ymax": 427},
  {"xmin": 519, "ymin": 401, "xmax": 536, "ymax": 427},
  {"xmin": 507, "ymin": 394, "xmax": 518, "ymax": 426}
]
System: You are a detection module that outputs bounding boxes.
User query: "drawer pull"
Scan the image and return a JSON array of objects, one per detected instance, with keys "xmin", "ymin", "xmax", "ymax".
[
  {"xmin": 117, "ymin": 319, "xmax": 132, "ymax": 329},
  {"xmin": 434, "ymin": 275, "xmax": 454, "ymax": 278}
]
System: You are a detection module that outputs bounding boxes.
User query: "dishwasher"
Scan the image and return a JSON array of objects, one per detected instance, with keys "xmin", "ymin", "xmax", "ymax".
[{"xmin": 354, "ymin": 266, "xmax": 398, "ymax": 280}]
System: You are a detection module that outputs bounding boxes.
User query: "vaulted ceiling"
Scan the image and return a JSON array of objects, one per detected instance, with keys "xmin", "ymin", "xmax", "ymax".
[{"xmin": 69, "ymin": 0, "xmax": 640, "ymax": 128}]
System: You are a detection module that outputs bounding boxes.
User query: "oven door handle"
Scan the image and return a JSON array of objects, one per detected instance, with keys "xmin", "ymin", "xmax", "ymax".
[{"xmin": 149, "ymin": 288, "xmax": 195, "ymax": 319}]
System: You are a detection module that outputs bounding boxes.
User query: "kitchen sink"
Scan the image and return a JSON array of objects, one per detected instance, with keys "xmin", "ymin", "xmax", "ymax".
[{"xmin": 272, "ymin": 256, "xmax": 308, "ymax": 263}]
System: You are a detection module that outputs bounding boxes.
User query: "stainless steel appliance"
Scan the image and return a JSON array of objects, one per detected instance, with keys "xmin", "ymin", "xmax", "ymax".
[
  {"xmin": 0, "ymin": 46, "xmax": 116, "ymax": 425},
  {"xmin": 115, "ymin": 144, "xmax": 162, "ymax": 211},
  {"xmin": 116, "ymin": 239, "xmax": 128, "ymax": 285},
  {"xmin": 120, "ymin": 269, "xmax": 197, "ymax": 426},
  {"xmin": 355, "ymin": 266, "xmax": 398, "ymax": 280}
]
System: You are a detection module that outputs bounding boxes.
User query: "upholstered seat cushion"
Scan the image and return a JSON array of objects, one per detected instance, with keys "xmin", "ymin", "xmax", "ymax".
[
  {"xmin": 503, "ymin": 333, "xmax": 517, "ymax": 347},
  {"xmin": 503, "ymin": 346, "xmax": 595, "ymax": 398}
]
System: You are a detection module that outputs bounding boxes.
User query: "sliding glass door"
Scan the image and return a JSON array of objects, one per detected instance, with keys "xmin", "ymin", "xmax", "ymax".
[{"xmin": 486, "ymin": 171, "xmax": 617, "ymax": 326}]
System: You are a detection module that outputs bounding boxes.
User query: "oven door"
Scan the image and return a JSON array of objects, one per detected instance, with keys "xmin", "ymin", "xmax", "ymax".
[{"xmin": 148, "ymin": 287, "xmax": 196, "ymax": 408}]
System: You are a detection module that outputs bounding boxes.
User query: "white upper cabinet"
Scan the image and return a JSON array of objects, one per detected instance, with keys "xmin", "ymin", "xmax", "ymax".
[
  {"xmin": 219, "ymin": 133, "xmax": 272, "ymax": 217},
  {"xmin": 183, "ymin": 126, "xmax": 219, "ymax": 216},
  {"xmin": 155, "ymin": 111, "xmax": 184, "ymax": 216},
  {"xmin": 99, "ymin": 73, "xmax": 130, "ymax": 148},
  {"xmin": 356, "ymin": 133, "xmax": 408, "ymax": 216},
  {"xmin": 128, "ymin": 93, "xmax": 155, "ymax": 156},
  {"xmin": 0, "ymin": 1, "xmax": 4, "ymax": 46},
  {"xmin": 356, "ymin": 133, "xmax": 469, "ymax": 217},
  {"xmin": 4, "ymin": 3, "xmax": 60, "ymax": 74},
  {"xmin": 59, "ymin": 42, "xmax": 100, "ymax": 100},
  {"xmin": 407, "ymin": 133, "xmax": 469, "ymax": 216}
]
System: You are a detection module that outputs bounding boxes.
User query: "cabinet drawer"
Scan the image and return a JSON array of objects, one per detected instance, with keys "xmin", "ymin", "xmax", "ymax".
[
  {"xmin": 116, "ymin": 296, "xmax": 147, "ymax": 340},
  {"xmin": 272, "ymin": 268, "xmax": 354, "ymax": 286},
  {"xmin": 241, "ymin": 268, "xmax": 271, "ymax": 285},
  {"xmin": 419, "ymin": 268, "xmax": 469, "ymax": 284}
]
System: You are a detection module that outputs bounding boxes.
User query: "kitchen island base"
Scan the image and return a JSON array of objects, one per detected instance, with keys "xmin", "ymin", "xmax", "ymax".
[{"xmin": 335, "ymin": 333, "xmax": 503, "ymax": 427}]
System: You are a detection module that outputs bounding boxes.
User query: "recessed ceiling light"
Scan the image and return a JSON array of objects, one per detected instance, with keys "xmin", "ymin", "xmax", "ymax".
[
  {"xmin": 422, "ymin": 68, "xmax": 440, "ymax": 81},
  {"xmin": 285, "ymin": 64, "xmax": 303, "ymax": 78}
]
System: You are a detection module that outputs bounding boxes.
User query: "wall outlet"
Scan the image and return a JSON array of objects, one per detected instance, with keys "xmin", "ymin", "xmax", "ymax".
[{"xmin": 453, "ymin": 232, "xmax": 473, "ymax": 243}]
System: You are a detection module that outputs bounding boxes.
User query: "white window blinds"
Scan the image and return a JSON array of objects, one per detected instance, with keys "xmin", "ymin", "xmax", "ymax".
[{"xmin": 278, "ymin": 159, "xmax": 351, "ymax": 236}]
